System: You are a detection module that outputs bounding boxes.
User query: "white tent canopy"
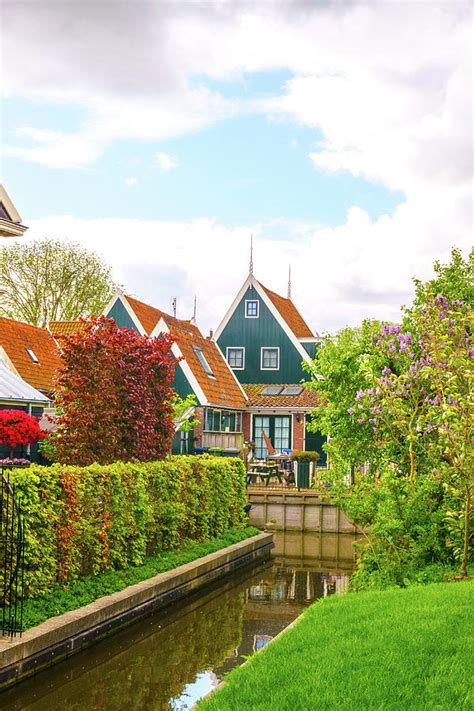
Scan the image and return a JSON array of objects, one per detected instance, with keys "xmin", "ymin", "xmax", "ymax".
[{"xmin": 0, "ymin": 358, "xmax": 49, "ymax": 406}]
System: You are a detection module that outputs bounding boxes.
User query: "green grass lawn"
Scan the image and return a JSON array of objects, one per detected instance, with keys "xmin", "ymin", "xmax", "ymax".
[
  {"xmin": 20, "ymin": 527, "xmax": 259, "ymax": 630},
  {"xmin": 199, "ymin": 579, "xmax": 473, "ymax": 711}
]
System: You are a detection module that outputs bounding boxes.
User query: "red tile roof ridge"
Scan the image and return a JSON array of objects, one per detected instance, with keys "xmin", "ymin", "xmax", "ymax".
[{"xmin": 257, "ymin": 281, "xmax": 314, "ymax": 338}]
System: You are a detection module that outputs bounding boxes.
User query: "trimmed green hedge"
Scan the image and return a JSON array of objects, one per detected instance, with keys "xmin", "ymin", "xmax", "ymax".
[{"xmin": 10, "ymin": 455, "xmax": 246, "ymax": 598}]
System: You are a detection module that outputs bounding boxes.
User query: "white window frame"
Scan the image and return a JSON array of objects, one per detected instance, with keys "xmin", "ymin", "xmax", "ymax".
[
  {"xmin": 260, "ymin": 346, "xmax": 280, "ymax": 371},
  {"xmin": 245, "ymin": 299, "xmax": 259, "ymax": 319},
  {"xmin": 226, "ymin": 346, "xmax": 245, "ymax": 370}
]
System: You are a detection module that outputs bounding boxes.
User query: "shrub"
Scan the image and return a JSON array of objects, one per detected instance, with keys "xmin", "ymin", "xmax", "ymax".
[
  {"xmin": 10, "ymin": 455, "xmax": 247, "ymax": 598},
  {"xmin": 290, "ymin": 450, "xmax": 320, "ymax": 463}
]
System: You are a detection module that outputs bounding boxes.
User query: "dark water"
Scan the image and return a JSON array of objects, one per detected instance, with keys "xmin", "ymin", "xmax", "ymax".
[{"xmin": 1, "ymin": 532, "xmax": 356, "ymax": 710}]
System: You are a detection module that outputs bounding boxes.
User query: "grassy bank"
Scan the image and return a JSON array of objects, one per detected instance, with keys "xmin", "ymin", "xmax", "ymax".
[
  {"xmin": 199, "ymin": 579, "xmax": 473, "ymax": 711},
  {"xmin": 20, "ymin": 527, "xmax": 259, "ymax": 630}
]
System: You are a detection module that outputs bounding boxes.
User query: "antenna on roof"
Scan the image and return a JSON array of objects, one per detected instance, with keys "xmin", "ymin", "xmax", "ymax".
[
  {"xmin": 287, "ymin": 265, "xmax": 292, "ymax": 300},
  {"xmin": 249, "ymin": 234, "xmax": 254, "ymax": 276},
  {"xmin": 191, "ymin": 295, "xmax": 197, "ymax": 324},
  {"xmin": 172, "ymin": 297, "xmax": 177, "ymax": 318}
]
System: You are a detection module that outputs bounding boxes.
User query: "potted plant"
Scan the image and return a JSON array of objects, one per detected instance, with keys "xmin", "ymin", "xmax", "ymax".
[{"xmin": 290, "ymin": 450, "xmax": 320, "ymax": 490}]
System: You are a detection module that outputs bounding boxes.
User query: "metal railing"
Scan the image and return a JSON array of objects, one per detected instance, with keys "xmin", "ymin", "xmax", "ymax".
[{"xmin": 1, "ymin": 465, "xmax": 25, "ymax": 638}]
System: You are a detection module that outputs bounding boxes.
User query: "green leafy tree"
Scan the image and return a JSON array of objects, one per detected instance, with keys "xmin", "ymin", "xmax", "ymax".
[
  {"xmin": 0, "ymin": 239, "xmax": 117, "ymax": 326},
  {"xmin": 304, "ymin": 320, "xmax": 383, "ymax": 479},
  {"xmin": 173, "ymin": 393, "xmax": 200, "ymax": 433},
  {"xmin": 413, "ymin": 246, "xmax": 473, "ymax": 309}
]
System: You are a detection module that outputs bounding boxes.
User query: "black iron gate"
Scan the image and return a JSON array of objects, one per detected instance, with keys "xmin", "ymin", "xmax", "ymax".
[{"xmin": 0, "ymin": 466, "xmax": 25, "ymax": 637}]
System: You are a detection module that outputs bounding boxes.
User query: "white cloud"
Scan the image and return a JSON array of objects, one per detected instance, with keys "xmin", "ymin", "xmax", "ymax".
[
  {"xmin": 156, "ymin": 152, "xmax": 179, "ymax": 172},
  {"xmin": 125, "ymin": 176, "xmax": 138, "ymax": 187},
  {"xmin": 18, "ymin": 204, "xmax": 471, "ymax": 336}
]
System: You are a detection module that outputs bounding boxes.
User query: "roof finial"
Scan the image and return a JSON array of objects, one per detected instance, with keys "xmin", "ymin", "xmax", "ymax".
[
  {"xmin": 287, "ymin": 264, "xmax": 292, "ymax": 300},
  {"xmin": 172, "ymin": 297, "xmax": 177, "ymax": 318},
  {"xmin": 249, "ymin": 234, "xmax": 254, "ymax": 276},
  {"xmin": 191, "ymin": 295, "xmax": 197, "ymax": 324}
]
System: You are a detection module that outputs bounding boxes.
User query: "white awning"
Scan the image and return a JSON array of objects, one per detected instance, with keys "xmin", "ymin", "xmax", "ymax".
[{"xmin": 0, "ymin": 358, "xmax": 49, "ymax": 406}]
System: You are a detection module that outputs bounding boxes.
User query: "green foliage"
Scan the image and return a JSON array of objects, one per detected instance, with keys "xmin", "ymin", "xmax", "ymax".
[
  {"xmin": 199, "ymin": 580, "xmax": 474, "ymax": 710},
  {"xmin": 304, "ymin": 319, "xmax": 383, "ymax": 478},
  {"xmin": 20, "ymin": 527, "xmax": 258, "ymax": 630},
  {"xmin": 0, "ymin": 238, "xmax": 117, "ymax": 326},
  {"xmin": 306, "ymin": 248, "xmax": 473, "ymax": 586},
  {"xmin": 11, "ymin": 456, "xmax": 247, "ymax": 598},
  {"xmin": 290, "ymin": 450, "xmax": 320, "ymax": 462},
  {"xmin": 173, "ymin": 393, "xmax": 200, "ymax": 432},
  {"xmin": 413, "ymin": 246, "xmax": 474, "ymax": 310}
]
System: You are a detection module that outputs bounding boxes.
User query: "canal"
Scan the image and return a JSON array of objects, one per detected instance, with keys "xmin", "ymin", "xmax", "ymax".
[{"xmin": 1, "ymin": 531, "xmax": 356, "ymax": 710}]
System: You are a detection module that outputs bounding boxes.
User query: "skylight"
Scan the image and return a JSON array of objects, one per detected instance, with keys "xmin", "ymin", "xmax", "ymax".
[
  {"xmin": 26, "ymin": 349, "xmax": 39, "ymax": 364},
  {"xmin": 262, "ymin": 386, "xmax": 283, "ymax": 395},
  {"xmin": 281, "ymin": 386, "xmax": 303, "ymax": 395},
  {"xmin": 193, "ymin": 346, "xmax": 214, "ymax": 376}
]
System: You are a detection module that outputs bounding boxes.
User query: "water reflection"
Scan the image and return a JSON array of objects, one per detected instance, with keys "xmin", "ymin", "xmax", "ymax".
[{"xmin": 1, "ymin": 532, "xmax": 357, "ymax": 711}]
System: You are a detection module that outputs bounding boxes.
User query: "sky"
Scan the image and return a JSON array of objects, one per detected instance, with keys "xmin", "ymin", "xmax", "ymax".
[{"xmin": 1, "ymin": 1, "xmax": 472, "ymax": 335}]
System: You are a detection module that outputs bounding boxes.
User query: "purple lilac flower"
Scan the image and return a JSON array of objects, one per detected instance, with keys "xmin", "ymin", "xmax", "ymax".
[
  {"xmin": 347, "ymin": 407, "xmax": 355, "ymax": 415},
  {"xmin": 357, "ymin": 418, "xmax": 365, "ymax": 425},
  {"xmin": 426, "ymin": 424, "xmax": 433, "ymax": 433},
  {"xmin": 382, "ymin": 366, "xmax": 391, "ymax": 375},
  {"xmin": 356, "ymin": 390, "xmax": 364, "ymax": 400}
]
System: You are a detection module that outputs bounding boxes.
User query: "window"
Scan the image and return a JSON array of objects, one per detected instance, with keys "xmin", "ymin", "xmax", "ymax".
[
  {"xmin": 262, "ymin": 386, "xmax": 283, "ymax": 395},
  {"xmin": 204, "ymin": 409, "xmax": 242, "ymax": 432},
  {"xmin": 281, "ymin": 386, "xmax": 303, "ymax": 395},
  {"xmin": 261, "ymin": 347, "xmax": 279, "ymax": 370},
  {"xmin": 26, "ymin": 349, "xmax": 39, "ymax": 364},
  {"xmin": 226, "ymin": 347, "xmax": 245, "ymax": 370},
  {"xmin": 245, "ymin": 300, "xmax": 259, "ymax": 318},
  {"xmin": 193, "ymin": 346, "xmax": 214, "ymax": 376}
]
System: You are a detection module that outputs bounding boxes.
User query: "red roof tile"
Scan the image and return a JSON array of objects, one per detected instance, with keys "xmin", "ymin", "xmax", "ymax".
[
  {"xmin": 164, "ymin": 319, "xmax": 247, "ymax": 409},
  {"xmin": 125, "ymin": 296, "xmax": 170, "ymax": 335},
  {"xmin": 49, "ymin": 320, "xmax": 86, "ymax": 338},
  {"xmin": 259, "ymin": 283, "xmax": 314, "ymax": 338},
  {"xmin": 0, "ymin": 317, "xmax": 62, "ymax": 392},
  {"xmin": 243, "ymin": 383, "xmax": 319, "ymax": 409}
]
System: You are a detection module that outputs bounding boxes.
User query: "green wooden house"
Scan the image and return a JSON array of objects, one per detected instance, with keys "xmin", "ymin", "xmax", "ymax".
[
  {"xmin": 215, "ymin": 272, "xmax": 326, "ymax": 463},
  {"xmin": 104, "ymin": 292, "xmax": 248, "ymax": 454}
]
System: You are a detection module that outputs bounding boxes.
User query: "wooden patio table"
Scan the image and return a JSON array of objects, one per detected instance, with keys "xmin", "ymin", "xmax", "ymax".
[{"xmin": 246, "ymin": 462, "xmax": 283, "ymax": 487}]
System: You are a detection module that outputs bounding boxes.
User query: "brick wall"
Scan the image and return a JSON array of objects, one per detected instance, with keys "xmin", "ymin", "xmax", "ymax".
[{"xmin": 292, "ymin": 413, "xmax": 305, "ymax": 451}]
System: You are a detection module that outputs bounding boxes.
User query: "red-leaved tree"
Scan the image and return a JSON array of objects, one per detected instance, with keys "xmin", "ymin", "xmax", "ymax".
[
  {"xmin": 53, "ymin": 317, "xmax": 177, "ymax": 465},
  {"xmin": 0, "ymin": 410, "xmax": 43, "ymax": 459}
]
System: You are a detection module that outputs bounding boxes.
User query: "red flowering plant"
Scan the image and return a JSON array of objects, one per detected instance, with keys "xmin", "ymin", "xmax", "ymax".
[{"xmin": 0, "ymin": 409, "xmax": 44, "ymax": 463}]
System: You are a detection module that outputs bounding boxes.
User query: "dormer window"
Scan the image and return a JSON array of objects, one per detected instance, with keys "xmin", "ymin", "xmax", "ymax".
[
  {"xmin": 245, "ymin": 300, "xmax": 259, "ymax": 318},
  {"xmin": 26, "ymin": 349, "xmax": 39, "ymax": 364},
  {"xmin": 193, "ymin": 346, "xmax": 214, "ymax": 376}
]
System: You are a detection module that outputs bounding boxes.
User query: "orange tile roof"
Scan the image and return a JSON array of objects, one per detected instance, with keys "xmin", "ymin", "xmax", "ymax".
[
  {"xmin": 0, "ymin": 317, "xmax": 62, "ymax": 392},
  {"xmin": 49, "ymin": 320, "xmax": 86, "ymax": 338},
  {"xmin": 125, "ymin": 295, "xmax": 171, "ymax": 335},
  {"xmin": 164, "ymin": 319, "xmax": 247, "ymax": 409},
  {"xmin": 243, "ymin": 383, "xmax": 319, "ymax": 409},
  {"xmin": 259, "ymin": 283, "xmax": 314, "ymax": 338}
]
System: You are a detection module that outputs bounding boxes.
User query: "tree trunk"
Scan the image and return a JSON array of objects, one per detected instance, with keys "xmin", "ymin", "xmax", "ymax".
[{"xmin": 460, "ymin": 483, "xmax": 471, "ymax": 577}]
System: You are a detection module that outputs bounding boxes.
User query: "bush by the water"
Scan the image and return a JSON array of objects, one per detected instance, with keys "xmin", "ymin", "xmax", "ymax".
[{"xmin": 10, "ymin": 455, "xmax": 246, "ymax": 598}]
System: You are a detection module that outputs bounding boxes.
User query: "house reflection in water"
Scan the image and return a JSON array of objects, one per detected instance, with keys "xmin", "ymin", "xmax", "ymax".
[{"xmin": 248, "ymin": 567, "xmax": 349, "ymax": 606}]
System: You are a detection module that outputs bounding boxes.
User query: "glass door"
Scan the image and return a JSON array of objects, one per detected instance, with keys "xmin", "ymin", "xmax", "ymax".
[
  {"xmin": 253, "ymin": 416, "xmax": 270, "ymax": 459},
  {"xmin": 253, "ymin": 415, "xmax": 291, "ymax": 459}
]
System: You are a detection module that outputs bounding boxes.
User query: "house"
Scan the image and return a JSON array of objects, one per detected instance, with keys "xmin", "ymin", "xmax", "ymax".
[
  {"xmin": 0, "ymin": 317, "xmax": 59, "ymax": 459},
  {"xmin": 0, "ymin": 184, "xmax": 28, "ymax": 238},
  {"xmin": 0, "ymin": 317, "xmax": 61, "ymax": 400},
  {"xmin": 104, "ymin": 292, "xmax": 248, "ymax": 453},
  {"xmin": 215, "ymin": 268, "xmax": 326, "ymax": 463}
]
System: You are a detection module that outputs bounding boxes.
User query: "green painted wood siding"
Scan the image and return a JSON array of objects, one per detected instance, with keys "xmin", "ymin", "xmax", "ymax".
[
  {"xmin": 217, "ymin": 286, "xmax": 309, "ymax": 384},
  {"xmin": 173, "ymin": 363, "xmax": 199, "ymax": 402},
  {"xmin": 106, "ymin": 299, "xmax": 139, "ymax": 331}
]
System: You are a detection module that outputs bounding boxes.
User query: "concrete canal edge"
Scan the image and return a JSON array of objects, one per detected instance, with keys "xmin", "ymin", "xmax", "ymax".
[{"xmin": 0, "ymin": 532, "xmax": 273, "ymax": 691}]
